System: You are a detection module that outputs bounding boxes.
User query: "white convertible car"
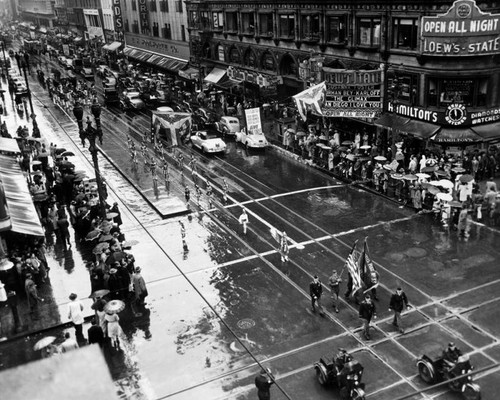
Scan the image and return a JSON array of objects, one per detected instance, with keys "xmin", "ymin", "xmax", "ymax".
[
  {"xmin": 190, "ymin": 131, "xmax": 227, "ymax": 154},
  {"xmin": 235, "ymin": 129, "xmax": 269, "ymax": 149}
]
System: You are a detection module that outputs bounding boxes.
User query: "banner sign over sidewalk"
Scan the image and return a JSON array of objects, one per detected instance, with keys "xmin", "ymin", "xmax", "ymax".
[{"xmin": 322, "ymin": 68, "xmax": 382, "ymax": 119}]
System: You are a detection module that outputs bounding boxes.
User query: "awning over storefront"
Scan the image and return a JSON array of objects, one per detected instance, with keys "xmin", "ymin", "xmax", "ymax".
[
  {"xmin": 178, "ymin": 67, "xmax": 199, "ymax": 81},
  {"xmin": 216, "ymin": 76, "xmax": 243, "ymax": 90},
  {"xmin": 0, "ymin": 156, "xmax": 44, "ymax": 236},
  {"xmin": 204, "ymin": 68, "xmax": 226, "ymax": 84},
  {"xmin": 124, "ymin": 47, "xmax": 187, "ymax": 71},
  {"xmin": 374, "ymin": 114, "xmax": 410, "ymax": 130},
  {"xmin": 0, "ymin": 138, "xmax": 21, "ymax": 154},
  {"xmin": 151, "ymin": 55, "xmax": 186, "ymax": 72},
  {"xmin": 102, "ymin": 41, "xmax": 122, "ymax": 52},
  {"xmin": 123, "ymin": 47, "xmax": 153, "ymax": 62},
  {"xmin": 431, "ymin": 127, "xmax": 482, "ymax": 143},
  {"xmin": 471, "ymin": 122, "xmax": 500, "ymax": 142},
  {"xmin": 400, "ymin": 119, "xmax": 440, "ymax": 139}
]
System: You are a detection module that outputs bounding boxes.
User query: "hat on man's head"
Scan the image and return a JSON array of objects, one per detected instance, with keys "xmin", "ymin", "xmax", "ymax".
[{"xmin": 69, "ymin": 293, "xmax": 77, "ymax": 300}]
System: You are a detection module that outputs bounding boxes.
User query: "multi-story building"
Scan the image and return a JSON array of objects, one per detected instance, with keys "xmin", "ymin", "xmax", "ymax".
[
  {"xmin": 185, "ymin": 0, "xmax": 500, "ymax": 147},
  {"xmin": 120, "ymin": 0, "xmax": 191, "ymax": 76},
  {"xmin": 18, "ymin": 0, "xmax": 57, "ymax": 28}
]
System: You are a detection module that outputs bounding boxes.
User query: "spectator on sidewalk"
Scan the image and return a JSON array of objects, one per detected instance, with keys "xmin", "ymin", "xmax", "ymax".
[
  {"xmin": 67, "ymin": 293, "xmax": 85, "ymax": 342},
  {"xmin": 25, "ymin": 274, "xmax": 44, "ymax": 312},
  {"xmin": 60, "ymin": 332, "xmax": 79, "ymax": 352},
  {"xmin": 87, "ymin": 318, "xmax": 105, "ymax": 347}
]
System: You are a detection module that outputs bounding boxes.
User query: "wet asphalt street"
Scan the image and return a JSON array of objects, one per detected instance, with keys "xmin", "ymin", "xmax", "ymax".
[{"xmin": 0, "ymin": 53, "xmax": 499, "ymax": 400}]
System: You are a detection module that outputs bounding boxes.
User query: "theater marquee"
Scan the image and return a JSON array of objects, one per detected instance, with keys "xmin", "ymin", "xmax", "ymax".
[{"xmin": 421, "ymin": 0, "xmax": 500, "ymax": 56}]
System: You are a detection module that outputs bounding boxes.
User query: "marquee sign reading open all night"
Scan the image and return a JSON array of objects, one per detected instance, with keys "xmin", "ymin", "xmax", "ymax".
[{"xmin": 421, "ymin": 0, "xmax": 500, "ymax": 56}]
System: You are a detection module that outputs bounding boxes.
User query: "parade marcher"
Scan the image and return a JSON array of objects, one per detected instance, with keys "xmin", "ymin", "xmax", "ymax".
[
  {"xmin": 328, "ymin": 269, "xmax": 342, "ymax": 313},
  {"xmin": 358, "ymin": 294, "xmax": 377, "ymax": 340},
  {"xmin": 255, "ymin": 368, "xmax": 275, "ymax": 400},
  {"xmin": 309, "ymin": 275, "xmax": 324, "ymax": 315},
  {"xmin": 388, "ymin": 287, "xmax": 410, "ymax": 334},
  {"xmin": 68, "ymin": 293, "xmax": 85, "ymax": 342},
  {"xmin": 238, "ymin": 209, "xmax": 249, "ymax": 235},
  {"xmin": 184, "ymin": 186, "xmax": 191, "ymax": 204},
  {"xmin": 279, "ymin": 231, "xmax": 289, "ymax": 263}
]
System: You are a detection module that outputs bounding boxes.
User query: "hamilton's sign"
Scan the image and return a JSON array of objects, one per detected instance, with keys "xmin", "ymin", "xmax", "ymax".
[{"xmin": 421, "ymin": 0, "xmax": 500, "ymax": 56}]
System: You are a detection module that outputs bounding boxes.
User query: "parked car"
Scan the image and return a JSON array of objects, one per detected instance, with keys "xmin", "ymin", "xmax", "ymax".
[
  {"xmin": 190, "ymin": 130, "xmax": 227, "ymax": 154},
  {"xmin": 235, "ymin": 128, "xmax": 269, "ymax": 149},
  {"xmin": 120, "ymin": 91, "xmax": 145, "ymax": 111},
  {"xmin": 13, "ymin": 80, "xmax": 28, "ymax": 93},
  {"xmin": 80, "ymin": 67, "xmax": 94, "ymax": 80},
  {"xmin": 156, "ymin": 106, "xmax": 174, "ymax": 113},
  {"xmin": 57, "ymin": 55, "xmax": 67, "ymax": 67},
  {"xmin": 104, "ymin": 84, "xmax": 120, "ymax": 105},
  {"xmin": 217, "ymin": 116, "xmax": 241, "ymax": 136}
]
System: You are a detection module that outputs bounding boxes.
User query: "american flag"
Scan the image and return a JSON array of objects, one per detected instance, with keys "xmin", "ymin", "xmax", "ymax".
[
  {"xmin": 359, "ymin": 238, "xmax": 379, "ymax": 292},
  {"xmin": 345, "ymin": 240, "xmax": 362, "ymax": 294}
]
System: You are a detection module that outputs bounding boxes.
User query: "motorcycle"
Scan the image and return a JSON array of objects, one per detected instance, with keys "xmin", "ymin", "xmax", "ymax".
[
  {"xmin": 314, "ymin": 351, "xmax": 366, "ymax": 400},
  {"xmin": 417, "ymin": 353, "xmax": 481, "ymax": 400}
]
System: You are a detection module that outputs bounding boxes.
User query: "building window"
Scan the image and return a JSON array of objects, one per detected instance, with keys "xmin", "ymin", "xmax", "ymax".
[
  {"xmin": 212, "ymin": 12, "xmax": 223, "ymax": 30},
  {"xmin": 132, "ymin": 0, "xmax": 136, "ymax": 11},
  {"xmin": 301, "ymin": 14, "xmax": 320, "ymax": 41},
  {"xmin": 262, "ymin": 52, "xmax": 275, "ymax": 71},
  {"xmin": 226, "ymin": 11, "xmax": 238, "ymax": 32},
  {"xmin": 152, "ymin": 22, "xmax": 159, "ymax": 36},
  {"xmin": 243, "ymin": 49, "xmax": 257, "ymax": 68},
  {"xmin": 326, "ymin": 15, "xmax": 346, "ymax": 44},
  {"xmin": 175, "ymin": 0, "xmax": 182, "ymax": 12},
  {"xmin": 216, "ymin": 44, "xmax": 225, "ymax": 62},
  {"xmin": 162, "ymin": 23, "xmax": 171, "ymax": 39},
  {"xmin": 392, "ymin": 18, "xmax": 418, "ymax": 50},
  {"xmin": 241, "ymin": 12, "xmax": 255, "ymax": 35},
  {"xmin": 259, "ymin": 13, "xmax": 273, "ymax": 37},
  {"xmin": 229, "ymin": 47, "xmax": 240, "ymax": 64},
  {"xmin": 279, "ymin": 14, "xmax": 295, "ymax": 38},
  {"xmin": 427, "ymin": 77, "xmax": 488, "ymax": 108},
  {"xmin": 124, "ymin": 19, "xmax": 129, "ymax": 32},
  {"xmin": 389, "ymin": 73, "xmax": 419, "ymax": 105},
  {"xmin": 159, "ymin": 0, "xmax": 168, "ymax": 12},
  {"xmin": 181, "ymin": 24, "xmax": 186, "ymax": 41},
  {"xmin": 150, "ymin": 0, "xmax": 156, "ymax": 12},
  {"xmin": 357, "ymin": 17, "xmax": 380, "ymax": 47},
  {"xmin": 132, "ymin": 20, "xmax": 139, "ymax": 33}
]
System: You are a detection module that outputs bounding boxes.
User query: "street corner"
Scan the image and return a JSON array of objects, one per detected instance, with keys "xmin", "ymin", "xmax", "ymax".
[{"xmin": 443, "ymin": 280, "xmax": 500, "ymax": 311}]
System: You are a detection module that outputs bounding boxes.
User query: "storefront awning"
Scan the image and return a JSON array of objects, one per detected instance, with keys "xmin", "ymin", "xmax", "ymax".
[
  {"xmin": 178, "ymin": 67, "xmax": 199, "ymax": 81},
  {"xmin": 400, "ymin": 119, "xmax": 440, "ymax": 140},
  {"xmin": 431, "ymin": 127, "xmax": 482, "ymax": 143},
  {"xmin": 471, "ymin": 122, "xmax": 500, "ymax": 142},
  {"xmin": 0, "ymin": 138, "xmax": 21, "ymax": 154},
  {"xmin": 374, "ymin": 114, "xmax": 410, "ymax": 130},
  {"xmin": 216, "ymin": 76, "xmax": 243, "ymax": 90},
  {"xmin": 151, "ymin": 55, "xmax": 186, "ymax": 72},
  {"xmin": 0, "ymin": 155, "xmax": 44, "ymax": 236},
  {"xmin": 102, "ymin": 41, "xmax": 122, "ymax": 52},
  {"xmin": 123, "ymin": 47, "xmax": 153, "ymax": 62},
  {"xmin": 204, "ymin": 68, "xmax": 226, "ymax": 84}
]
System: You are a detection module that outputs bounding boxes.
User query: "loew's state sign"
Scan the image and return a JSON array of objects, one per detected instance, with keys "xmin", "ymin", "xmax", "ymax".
[{"xmin": 421, "ymin": 0, "xmax": 500, "ymax": 56}]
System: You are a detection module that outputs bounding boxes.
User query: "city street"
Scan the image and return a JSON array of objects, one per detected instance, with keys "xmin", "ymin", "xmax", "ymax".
[{"xmin": 0, "ymin": 55, "xmax": 499, "ymax": 400}]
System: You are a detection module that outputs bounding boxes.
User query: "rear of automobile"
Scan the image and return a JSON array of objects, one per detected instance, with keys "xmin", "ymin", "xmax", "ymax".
[
  {"xmin": 223, "ymin": 117, "xmax": 240, "ymax": 135},
  {"xmin": 204, "ymin": 137, "xmax": 227, "ymax": 153},
  {"xmin": 248, "ymin": 133, "xmax": 268, "ymax": 148}
]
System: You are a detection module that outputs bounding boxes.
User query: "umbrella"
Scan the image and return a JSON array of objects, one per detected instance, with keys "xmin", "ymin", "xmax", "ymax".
[
  {"xmin": 122, "ymin": 239, "xmax": 139, "ymax": 248},
  {"xmin": 373, "ymin": 168, "xmax": 386, "ymax": 175},
  {"xmin": 359, "ymin": 145, "xmax": 371, "ymax": 150},
  {"xmin": 99, "ymin": 234, "xmax": 114, "ymax": 242},
  {"xmin": 106, "ymin": 212, "xmax": 118, "ymax": 219},
  {"xmin": 93, "ymin": 242, "xmax": 110, "ymax": 254},
  {"xmin": 459, "ymin": 174, "xmax": 474, "ymax": 183},
  {"xmin": 295, "ymin": 131, "xmax": 307, "ymax": 137},
  {"xmin": 426, "ymin": 159, "xmax": 438, "ymax": 166},
  {"xmin": 85, "ymin": 229, "xmax": 101, "ymax": 241},
  {"xmin": 374, "ymin": 155, "xmax": 387, "ymax": 162},
  {"xmin": 89, "ymin": 289, "xmax": 110, "ymax": 299},
  {"xmin": 416, "ymin": 173, "xmax": 430, "ymax": 179},
  {"xmin": 438, "ymin": 179, "xmax": 454, "ymax": 189},
  {"xmin": 104, "ymin": 299, "xmax": 125, "ymax": 314},
  {"xmin": 105, "ymin": 251, "xmax": 127, "ymax": 265},
  {"xmin": 54, "ymin": 148, "xmax": 67, "ymax": 155},
  {"xmin": 337, "ymin": 146, "xmax": 348, "ymax": 152},
  {"xmin": 391, "ymin": 173, "xmax": 404, "ymax": 180},
  {"xmin": 341, "ymin": 140, "xmax": 353, "ymax": 146},
  {"xmin": 425, "ymin": 185, "xmax": 441, "ymax": 195},
  {"xmin": 449, "ymin": 201, "xmax": 463, "ymax": 208},
  {"xmin": 61, "ymin": 150, "xmax": 75, "ymax": 157},
  {"xmin": 403, "ymin": 174, "xmax": 418, "ymax": 181},
  {"xmin": 436, "ymin": 192, "xmax": 453, "ymax": 202},
  {"xmin": 32, "ymin": 160, "xmax": 42, "ymax": 166},
  {"xmin": 428, "ymin": 181, "xmax": 441, "ymax": 186},
  {"xmin": 37, "ymin": 152, "xmax": 49, "ymax": 158},
  {"xmin": 346, "ymin": 154, "xmax": 356, "ymax": 161},
  {"xmin": 34, "ymin": 336, "xmax": 57, "ymax": 351},
  {"xmin": 383, "ymin": 164, "xmax": 394, "ymax": 171},
  {"xmin": 452, "ymin": 167, "xmax": 466, "ymax": 173},
  {"xmin": 435, "ymin": 170, "xmax": 450, "ymax": 178},
  {"xmin": 421, "ymin": 166, "xmax": 436, "ymax": 173}
]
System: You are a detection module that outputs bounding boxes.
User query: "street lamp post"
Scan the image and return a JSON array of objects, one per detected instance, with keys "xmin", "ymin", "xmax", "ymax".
[{"xmin": 73, "ymin": 101, "xmax": 107, "ymax": 219}]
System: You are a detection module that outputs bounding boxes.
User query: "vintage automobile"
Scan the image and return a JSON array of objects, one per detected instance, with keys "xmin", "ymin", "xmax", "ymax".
[
  {"xmin": 314, "ymin": 350, "xmax": 366, "ymax": 400},
  {"xmin": 80, "ymin": 67, "xmax": 94, "ymax": 80},
  {"xmin": 417, "ymin": 351, "xmax": 481, "ymax": 400},
  {"xmin": 217, "ymin": 116, "xmax": 241, "ymax": 136},
  {"xmin": 120, "ymin": 91, "xmax": 145, "ymax": 111},
  {"xmin": 235, "ymin": 128, "xmax": 269, "ymax": 149},
  {"xmin": 190, "ymin": 130, "xmax": 227, "ymax": 154}
]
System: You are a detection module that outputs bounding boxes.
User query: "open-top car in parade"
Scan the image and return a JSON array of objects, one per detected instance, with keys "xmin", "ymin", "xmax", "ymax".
[{"xmin": 190, "ymin": 130, "xmax": 227, "ymax": 154}]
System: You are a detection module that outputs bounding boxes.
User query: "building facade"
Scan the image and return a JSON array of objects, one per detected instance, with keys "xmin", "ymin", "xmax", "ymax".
[
  {"xmin": 120, "ymin": 0, "xmax": 191, "ymax": 75},
  {"xmin": 18, "ymin": 0, "xmax": 57, "ymax": 28},
  {"xmin": 185, "ymin": 0, "xmax": 500, "ymax": 146}
]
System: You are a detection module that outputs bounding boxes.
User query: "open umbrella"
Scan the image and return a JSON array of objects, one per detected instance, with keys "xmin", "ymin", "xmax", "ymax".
[
  {"xmin": 425, "ymin": 185, "xmax": 441, "ymax": 195},
  {"xmin": 436, "ymin": 192, "xmax": 453, "ymax": 202},
  {"xmin": 33, "ymin": 336, "xmax": 57, "ymax": 351},
  {"xmin": 383, "ymin": 164, "xmax": 394, "ymax": 171},
  {"xmin": 452, "ymin": 167, "xmax": 466, "ymax": 173},
  {"xmin": 359, "ymin": 145, "xmax": 371, "ymax": 150},
  {"xmin": 449, "ymin": 200, "xmax": 463, "ymax": 208},
  {"xmin": 346, "ymin": 154, "xmax": 356, "ymax": 161},
  {"xmin": 373, "ymin": 168, "xmax": 386, "ymax": 175},
  {"xmin": 85, "ymin": 229, "xmax": 101, "ymax": 241},
  {"xmin": 438, "ymin": 179, "xmax": 454, "ymax": 189},
  {"xmin": 374, "ymin": 155, "xmax": 387, "ymax": 162},
  {"xmin": 426, "ymin": 159, "xmax": 438, "ymax": 166},
  {"xmin": 403, "ymin": 174, "xmax": 418, "ymax": 181},
  {"xmin": 104, "ymin": 299, "xmax": 125, "ymax": 314},
  {"xmin": 54, "ymin": 147, "xmax": 67, "ymax": 155},
  {"xmin": 89, "ymin": 289, "xmax": 110, "ymax": 299},
  {"xmin": 337, "ymin": 146, "xmax": 348, "ymax": 152},
  {"xmin": 106, "ymin": 212, "xmax": 118, "ymax": 220},
  {"xmin": 99, "ymin": 234, "xmax": 114, "ymax": 242},
  {"xmin": 61, "ymin": 150, "xmax": 75, "ymax": 157},
  {"xmin": 421, "ymin": 166, "xmax": 436, "ymax": 173},
  {"xmin": 391, "ymin": 173, "xmax": 404, "ymax": 180},
  {"xmin": 459, "ymin": 174, "xmax": 474, "ymax": 183},
  {"xmin": 105, "ymin": 251, "xmax": 127, "ymax": 265},
  {"xmin": 416, "ymin": 173, "xmax": 430, "ymax": 180},
  {"xmin": 93, "ymin": 242, "xmax": 110, "ymax": 254}
]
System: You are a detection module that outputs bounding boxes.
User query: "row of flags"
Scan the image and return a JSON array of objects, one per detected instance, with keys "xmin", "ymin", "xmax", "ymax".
[{"xmin": 345, "ymin": 238, "xmax": 379, "ymax": 295}]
